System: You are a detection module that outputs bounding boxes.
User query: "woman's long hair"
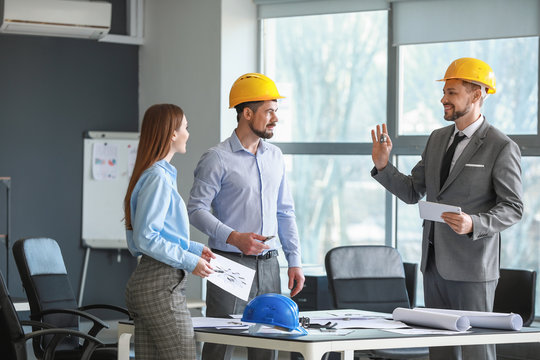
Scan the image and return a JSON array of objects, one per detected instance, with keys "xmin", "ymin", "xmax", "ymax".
[{"xmin": 124, "ymin": 104, "xmax": 184, "ymax": 229}]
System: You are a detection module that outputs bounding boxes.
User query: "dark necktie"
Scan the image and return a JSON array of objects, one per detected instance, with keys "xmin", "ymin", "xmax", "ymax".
[{"xmin": 440, "ymin": 132, "xmax": 466, "ymax": 188}]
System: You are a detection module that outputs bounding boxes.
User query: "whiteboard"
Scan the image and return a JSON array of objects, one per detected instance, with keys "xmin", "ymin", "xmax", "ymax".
[{"xmin": 82, "ymin": 132, "xmax": 139, "ymax": 249}]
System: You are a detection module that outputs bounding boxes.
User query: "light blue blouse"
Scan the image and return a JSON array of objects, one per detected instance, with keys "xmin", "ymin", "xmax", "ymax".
[{"xmin": 127, "ymin": 159, "xmax": 203, "ymax": 272}]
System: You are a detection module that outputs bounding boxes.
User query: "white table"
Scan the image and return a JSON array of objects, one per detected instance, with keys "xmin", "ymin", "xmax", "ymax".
[
  {"xmin": 118, "ymin": 308, "xmax": 540, "ymax": 360},
  {"xmin": 195, "ymin": 326, "xmax": 540, "ymax": 360}
]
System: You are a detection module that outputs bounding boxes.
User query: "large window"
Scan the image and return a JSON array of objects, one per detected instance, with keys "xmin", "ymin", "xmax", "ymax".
[
  {"xmin": 261, "ymin": 4, "xmax": 540, "ymax": 315},
  {"xmin": 500, "ymin": 157, "xmax": 540, "ymax": 271},
  {"xmin": 263, "ymin": 10, "xmax": 388, "ymax": 266},
  {"xmin": 263, "ymin": 11, "xmax": 387, "ymax": 143},
  {"xmin": 284, "ymin": 155, "xmax": 385, "ymax": 265},
  {"xmin": 400, "ymin": 38, "xmax": 539, "ymax": 136}
]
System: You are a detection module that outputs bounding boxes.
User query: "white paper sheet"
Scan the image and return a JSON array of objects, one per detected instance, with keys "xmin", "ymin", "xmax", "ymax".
[
  {"xmin": 302, "ymin": 309, "xmax": 390, "ymax": 318},
  {"xmin": 191, "ymin": 317, "xmax": 250, "ymax": 329},
  {"xmin": 207, "ymin": 254, "xmax": 255, "ymax": 301},
  {"xmin": 417, "ymin": 308, "xmax": 523, "ymax": 330},
  {"xmin": 308, "ymin": 317, "xmax": 407, "ymax": 329},
  {"xmin": 92, "ymin": 143, "xmax": 118, "ymax": 180},
  {"xmin": 306, "ymin": 329, "xmax": 355, "ymax": 336},
  {"xmin": 127, "ymin": 143, "xmax": 138, "ymax": 177},
  {"xmin": 241, "ymin": 326, "xmax": 298, "ymax": 335},
  {"xmin": 418, "ymin": 200, "xmax": 461, "ymax": 223},
  {"xmin": 384, "ymin": 327, "xmax": 469, "ymax": 335}
]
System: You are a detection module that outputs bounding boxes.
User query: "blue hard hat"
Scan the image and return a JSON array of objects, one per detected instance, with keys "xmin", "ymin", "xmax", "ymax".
[{"xmin": 242, "ymin": 293, "xmax": 307, "ymax": 335}]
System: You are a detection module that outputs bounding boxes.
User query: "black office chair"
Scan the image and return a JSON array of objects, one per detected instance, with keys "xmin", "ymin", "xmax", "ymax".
[
  {"xmin": 493, "ymin": 268, "xmax": 537, "ymax": 359},
  {"xmin": 493, "ymin": 268, "xmax": 536, "ymax": 326},
  {"xmin": 325, "ymin": 245, "xmax": 428, "ymax": 360},
  {"xmin": 403, "ymin": 262, "xmax": 418, "ymax": 308},
  {"xmin": 12, "ymin": 237, "xmax": 127, "ymax": 359},
  {"xmin": 0, "ymin": 270, "xmax": 106, "ymax": 360}
]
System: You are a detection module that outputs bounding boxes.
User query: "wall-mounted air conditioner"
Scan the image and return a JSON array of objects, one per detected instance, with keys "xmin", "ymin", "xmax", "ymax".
[{"xmin": 0, "ymin": 0, "xmax": 112, "ymax": 40}]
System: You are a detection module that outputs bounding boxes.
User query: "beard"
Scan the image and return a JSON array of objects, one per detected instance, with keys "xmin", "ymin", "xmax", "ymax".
[
  {"xmin": 443, "ymin": 99, "xmax": 472, "ymax": 122},
  {"xmin": 249, "ymin": 122, "xmax": 275, "ymax": 139}
]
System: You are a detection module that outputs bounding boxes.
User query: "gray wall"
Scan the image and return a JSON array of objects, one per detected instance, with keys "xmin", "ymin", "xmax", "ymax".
[
  {"xmin": 0, "ymin": 0, "xmax": 258, "ymax": 309},
  {"xmin": 0, "ymin": 33, "xmax": 139, "ymax": 309}
]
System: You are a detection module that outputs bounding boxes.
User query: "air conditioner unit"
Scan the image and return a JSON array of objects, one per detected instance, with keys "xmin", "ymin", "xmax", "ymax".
[{"xmin": 0, "ymin": 0, "xmax": 111, "ymax": 40}]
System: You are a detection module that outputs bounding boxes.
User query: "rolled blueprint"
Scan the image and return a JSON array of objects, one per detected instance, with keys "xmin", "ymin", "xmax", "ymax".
[
  {"xmin": 416, "ymin": 308, "xmax": 523, "ymax": 331},
  {"xmin": 392, "ymin": 308, "xmax": 470, "ymax": 332}
]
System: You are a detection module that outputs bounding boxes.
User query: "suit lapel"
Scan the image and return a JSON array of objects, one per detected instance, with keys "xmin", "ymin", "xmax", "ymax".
[{"xmin": 439, "ymin": 120, "xmax": 490, "ymax": 193}]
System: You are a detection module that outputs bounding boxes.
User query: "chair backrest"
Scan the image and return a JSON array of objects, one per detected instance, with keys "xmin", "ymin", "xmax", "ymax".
[
  {"xmin": 493, "ymin": 268, "xmax": 537, "ymax": 327},
  {"xmin": 325, "ymin": 245, "xmax": 411, "ymax": 313},
  {"xmin": 12, "ymin": 237, "xmax": 80, "ymax": 354},
  {"xmin": 0, "ymin": 271, "xmax": 28, "ymax": 360},
  {"xmin": 403, "ymin": 262, "xmax": 418, "ymax": 308}
]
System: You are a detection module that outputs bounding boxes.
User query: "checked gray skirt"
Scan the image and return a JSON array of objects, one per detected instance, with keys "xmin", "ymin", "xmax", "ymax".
[{"xmin": 126, "ymin": 255, "xmax": 196, "ymax": 360}]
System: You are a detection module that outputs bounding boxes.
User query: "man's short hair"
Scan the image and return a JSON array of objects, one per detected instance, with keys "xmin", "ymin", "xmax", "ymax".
[
  {"xmin": 462, "ymin": 80, "xmax": 481, "ymax": 93},
  {"xmin": 234, "ymin": 101, "xmax": 265, "ymax": 122},
  {"xmin": 462, "ymin": 80, "xmax": 485, "ymax": 106}
]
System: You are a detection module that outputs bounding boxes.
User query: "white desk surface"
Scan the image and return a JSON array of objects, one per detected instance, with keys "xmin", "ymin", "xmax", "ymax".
[
  {"xmin": 195, "ymin": 326, "xmax": 540, "ymax": 360},
  {"xmin": 194, "ymin": 309, "xmax": 540, "ymax": 360},
  {"xmin": 117, "ymin": 309, "xmax": 540, "ymax": 360}
]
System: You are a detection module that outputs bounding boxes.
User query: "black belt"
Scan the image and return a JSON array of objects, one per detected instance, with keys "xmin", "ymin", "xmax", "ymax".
[{"xmin": 212, "ymin": 248, "xmax": 278, "ymax": 260}]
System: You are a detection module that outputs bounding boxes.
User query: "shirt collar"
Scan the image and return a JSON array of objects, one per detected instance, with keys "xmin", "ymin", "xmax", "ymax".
[
  {"xmin": 154, "ymin": 159, "xmax": 177, "ymax": 178},
  {"xmin": 454, "ymin": 114, "xmax": 484, "ymax": 138},
  {"xmin": 229, "ymin": 130, "xmax": 268, "ymax": 154}
]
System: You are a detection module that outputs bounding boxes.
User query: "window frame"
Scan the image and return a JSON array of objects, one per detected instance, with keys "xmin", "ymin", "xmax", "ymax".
[
  {"xmin": 258, "ymin": 0, "xmax": 540, "ymax": 317},
  {"xmin": 260, "ymin": 7, "xmax": 540, "ymax": 249}
]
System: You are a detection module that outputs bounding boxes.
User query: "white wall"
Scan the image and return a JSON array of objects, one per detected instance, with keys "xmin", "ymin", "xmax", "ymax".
[
  {"xmin": 139, "ymin": 0, "xmax": 257, "ymax": 300},
  {"xmin": 220, "ymin": 0, "xmax": 258, "ymax": 139}
]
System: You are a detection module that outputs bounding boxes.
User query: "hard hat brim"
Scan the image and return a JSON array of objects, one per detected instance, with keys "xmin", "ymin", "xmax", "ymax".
[
  {"xmin": 437, "ymin": 77, "xmax": 496, "ymax": 94},
  {"xmin": 229, "ymin": 95, "xmax": 286, "ymax": 109}
]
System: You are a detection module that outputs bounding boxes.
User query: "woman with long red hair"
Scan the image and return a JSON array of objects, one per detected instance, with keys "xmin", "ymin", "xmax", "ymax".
[{"xmin": 124, "ymin": 104, "xmax": 214, "ymax": 359}]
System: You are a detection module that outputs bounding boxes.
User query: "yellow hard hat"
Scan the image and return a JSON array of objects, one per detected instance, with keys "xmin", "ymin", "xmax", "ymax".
[
  {"xmin": 438, "ymin": 57, "xmax": 496, "ymax": 94},
  {"xmin": 229, "ymin": 73, "xmax": 285, "ymax": 108}
]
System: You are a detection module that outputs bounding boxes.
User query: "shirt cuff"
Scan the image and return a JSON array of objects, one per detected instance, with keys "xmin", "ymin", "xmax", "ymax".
[
  {"xmin": 286, "ymin": 254, "xmax": 302, "ymax": 268},
  {"xmin": 183, "ymin": 251, "xmax": 201, "ymax": 273},
  {"xmin": 188, "ymin": 241, "xmax": 204, "ymax": 256},
  {"xmin": 215, "ymin": 223, "xmax": 235, "ymax": 245}
]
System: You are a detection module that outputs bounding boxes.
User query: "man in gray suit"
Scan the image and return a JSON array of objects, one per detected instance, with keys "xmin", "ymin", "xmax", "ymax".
[{"xmin": 370, "ymin": 57, "xmax": 523, "ymax": 360}]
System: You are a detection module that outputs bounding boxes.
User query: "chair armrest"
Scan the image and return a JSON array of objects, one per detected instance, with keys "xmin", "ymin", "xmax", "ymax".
[
  {"xmin": 36, "ymin": 308, "xmax": 109, "ymax": 337},
  {"xmin": 24, "ymin": 327, "xmax": 104, "ymax": 360},
  {"xmin": 20, "ymin": 319, "xmax": 56, "ymax": 329},
  {"xmin": 79, "ymin": 303, "xmax": 131, "ymax": 318}
]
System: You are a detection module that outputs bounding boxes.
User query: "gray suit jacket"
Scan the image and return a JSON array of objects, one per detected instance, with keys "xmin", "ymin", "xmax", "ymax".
[{"xmin": 372, "ymin": 119, "xmax": 523, "ymax": 282}]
